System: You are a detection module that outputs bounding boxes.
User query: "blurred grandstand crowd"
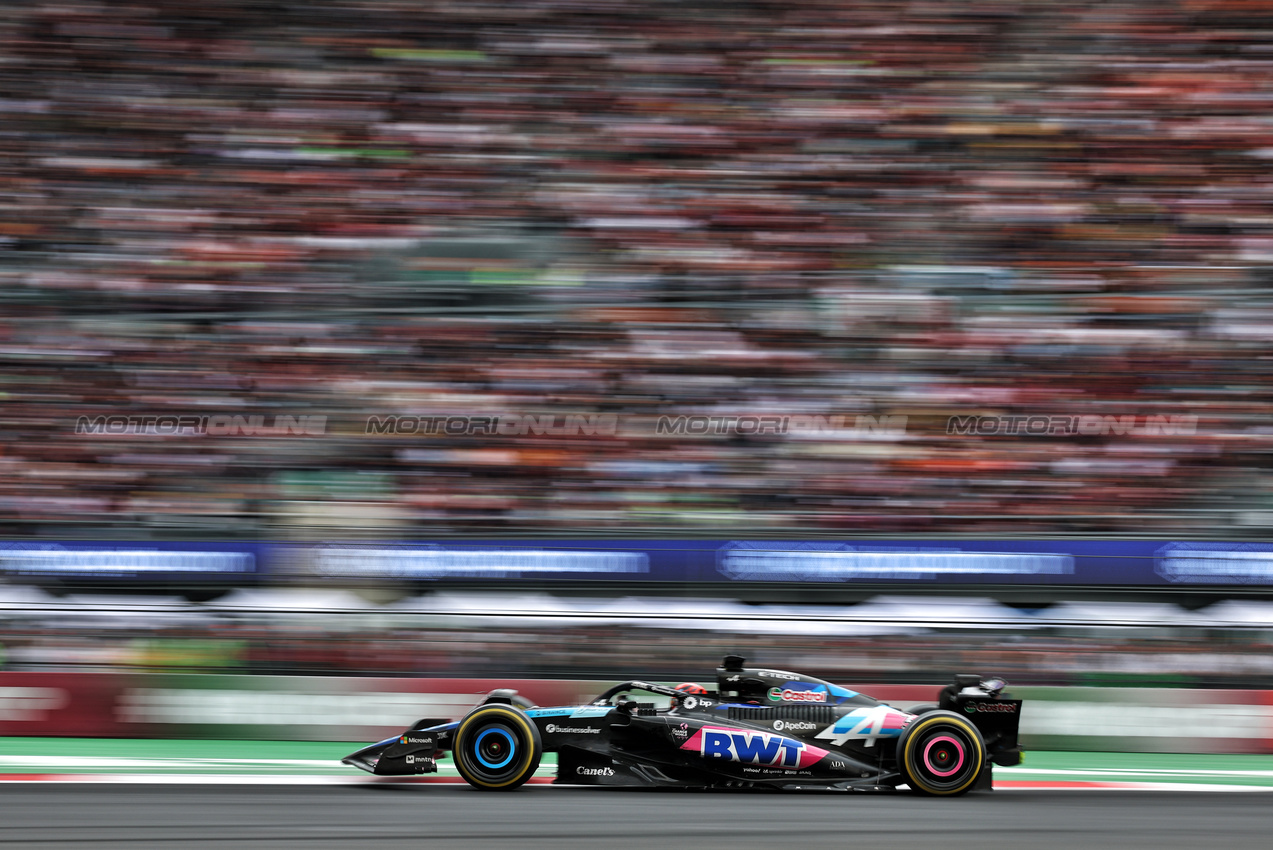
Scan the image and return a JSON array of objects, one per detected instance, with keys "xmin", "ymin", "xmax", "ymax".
[
  {"xmin": 4, "ymin": 614, "xmax": 1272, "ymax": 688},
  {"xmin": 4, "ymin": 0, "xmax": 1273, "ymax": 537}
]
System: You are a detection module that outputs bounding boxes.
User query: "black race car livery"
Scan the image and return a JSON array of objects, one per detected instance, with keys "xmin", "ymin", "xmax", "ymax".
[{"xmin": 343, "ymin": 656, "xmax": 1023, "ymax": 796}]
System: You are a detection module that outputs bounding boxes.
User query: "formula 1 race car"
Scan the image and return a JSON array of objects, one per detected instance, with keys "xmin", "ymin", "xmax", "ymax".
[{"xmin": 343, "ymin": 656, "xmax": 1023, "ymax": 796}]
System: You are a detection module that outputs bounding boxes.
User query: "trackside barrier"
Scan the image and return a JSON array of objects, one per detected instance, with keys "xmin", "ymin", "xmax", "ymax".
[
  {"xmin": 1008, "ymin": 687, "xmax": 1273, "ymax": 755},
  {"xmin": 1, "ymin": 674, "xmax": 1271, "ymax": 753},
  {"xmin": 0, "ymin": 674, "xmax": 599, "ymax": 741}
]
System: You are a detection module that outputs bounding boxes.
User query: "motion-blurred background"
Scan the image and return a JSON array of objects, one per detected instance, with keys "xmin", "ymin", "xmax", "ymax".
[{"xmin": 3, "ymin": 0, "xmax": 1273, "ymax": 754}]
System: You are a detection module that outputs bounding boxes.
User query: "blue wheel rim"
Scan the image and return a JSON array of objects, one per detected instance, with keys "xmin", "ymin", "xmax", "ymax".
[{"xmin": 474, "ymin": 727, "xmax": 516, "ymax": 769}]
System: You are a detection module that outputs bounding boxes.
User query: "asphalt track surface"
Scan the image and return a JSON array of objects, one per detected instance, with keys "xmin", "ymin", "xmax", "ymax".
[{"xmin": 0, "ymin": 784, "xmax": 1269, "ymax": 849}]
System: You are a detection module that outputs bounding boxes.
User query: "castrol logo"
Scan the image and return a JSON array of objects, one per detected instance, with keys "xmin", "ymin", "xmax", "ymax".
[{"xmin": 767, "ymin": 687, "xmax": 826, "ymax": 703}]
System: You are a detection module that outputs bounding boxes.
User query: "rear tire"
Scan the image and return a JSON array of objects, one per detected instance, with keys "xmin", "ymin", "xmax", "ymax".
[
  {"xmin": 896, "ymin": 710, "xmax": 985, "ymax": 796},
  {"xmin": 453, "ymin": 704, "xmax": 542, "ymax": 790}
]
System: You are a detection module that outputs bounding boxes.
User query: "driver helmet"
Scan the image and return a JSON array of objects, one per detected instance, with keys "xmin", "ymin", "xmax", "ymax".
[{"xmin": 674, "ymin": 682, "xmax": 708, "ymax": 695}]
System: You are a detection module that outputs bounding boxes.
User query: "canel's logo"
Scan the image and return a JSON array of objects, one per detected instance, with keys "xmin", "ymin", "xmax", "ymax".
[
  {"xmin": 681, "ymin": 727, "xmax": 829, "ymax": 770},
  {"xmin": 576, "ymin": 765, "xmax": 615, "ymax": 776}
]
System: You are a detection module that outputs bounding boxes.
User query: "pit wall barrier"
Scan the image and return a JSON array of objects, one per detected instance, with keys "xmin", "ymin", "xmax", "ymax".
[{"xmin": 2, "ymin": 674, "xmax": 1271, "ymax": 754}]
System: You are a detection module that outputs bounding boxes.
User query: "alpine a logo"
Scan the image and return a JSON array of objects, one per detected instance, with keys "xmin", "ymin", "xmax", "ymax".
[
  {"xmin": 965, "ymin": 702, "xmax": 1017, "ymax": 714},
  {"xmin": 681, "ymin": 726, "xmax": 829, "ymax": 770},
  {"xmin": 576, "ymin": 765, "xmax": 615, "ymax": 776},
  {"xmin": 815, "ymin": 705, "xmax": 911, "ymax": 748},
  {"xmin": 767, "ymin": 687, "xmax": 826, "ymax": 703}
]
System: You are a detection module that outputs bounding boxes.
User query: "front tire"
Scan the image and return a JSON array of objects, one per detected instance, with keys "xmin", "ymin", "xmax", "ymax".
[
  {"xmin": 896, "ymin": 710, "xmax": 986, "ymax": 796},
  {"xmin": 452, "ymin": 704, "xmax": 542, "ymax": 790}
]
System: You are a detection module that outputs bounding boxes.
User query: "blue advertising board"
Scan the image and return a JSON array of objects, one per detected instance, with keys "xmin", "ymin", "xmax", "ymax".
[
  {"xmin": 0, "ymin": 541, "xmax": 263, "ymax": 581},
  {"xmin": 269, "ymin": 539, "xmax": 1273, "ymax": 586},
  {"xmin": 5, "ymin": 539, "xmax": 1273, "ymax": 586}
]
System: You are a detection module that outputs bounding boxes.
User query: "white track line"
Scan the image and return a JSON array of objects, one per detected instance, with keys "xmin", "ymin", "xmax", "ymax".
[
  {"xmin": 996, "ymin": 781, "xmax": 1273, "ymax": 792},
  {"xmin": 0, "ymin": 774, "xmax": 554, "ymax": 785},
  {"xmin": 0, "ymin": 757, "xmax": 342, "ymax": 769},
  {"xmin": 0, "ymin": 773, "xmax": 1267, "ymax": 791},
  {"xmin": 999, "ymin": 767, "xmax": 1273, "ymax": 778}
]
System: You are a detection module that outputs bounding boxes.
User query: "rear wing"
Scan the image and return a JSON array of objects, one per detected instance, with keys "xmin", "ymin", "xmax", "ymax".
[{"xmin": 938, "ymin": 674, "xmax": 1022, "ymax": 766}]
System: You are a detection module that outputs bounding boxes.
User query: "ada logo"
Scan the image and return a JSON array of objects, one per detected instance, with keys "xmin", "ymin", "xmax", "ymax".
[
  {"xmin": 683, "ymin": 727, "xmax": 828, "ymax": 770},
  {"xmin": 767, "ymin": 687, "xmax": 827, "ymax": 703}
]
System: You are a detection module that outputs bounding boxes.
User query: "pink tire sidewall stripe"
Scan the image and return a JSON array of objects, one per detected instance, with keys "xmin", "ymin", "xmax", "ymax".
[{"xmin": 922, "ymin": 735, "xmax": 966, "ymax": 778}]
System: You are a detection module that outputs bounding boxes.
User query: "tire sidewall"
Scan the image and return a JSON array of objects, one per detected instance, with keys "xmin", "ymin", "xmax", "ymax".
[
  {"xmin": 897, "ymin": 710, "xmax": 985, "ymax": 796},
  {"xmin": 453, "ymin": 704, "xmax": 542, "ymax": 790}
]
